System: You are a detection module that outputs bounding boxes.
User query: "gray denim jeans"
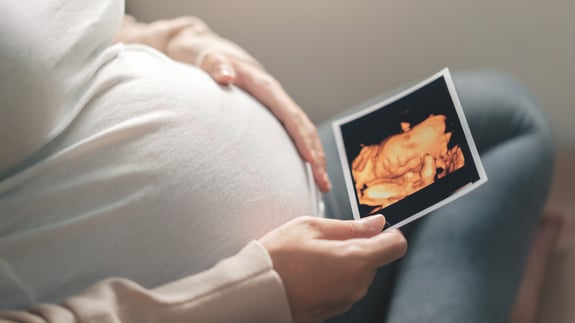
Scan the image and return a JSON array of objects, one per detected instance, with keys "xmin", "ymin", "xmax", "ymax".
[{"xmin": 321, "ymin": 71, "xmax": 554, "ymax": 323}]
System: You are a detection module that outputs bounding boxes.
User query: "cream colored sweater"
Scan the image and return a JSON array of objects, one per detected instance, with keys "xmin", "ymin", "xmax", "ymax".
[
  {"xmin": 0, "ymin": 0, "xmax": 320, "ymax": 321},
  {"xmin": 0, "ymin": 241, "xmax": 292, "ymax": 322}
]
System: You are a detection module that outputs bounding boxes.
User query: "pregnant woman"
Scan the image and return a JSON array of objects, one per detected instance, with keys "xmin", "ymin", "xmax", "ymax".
[{"xmin": 0, "ymin": 1, "xmax": 559, "ymax": 322}]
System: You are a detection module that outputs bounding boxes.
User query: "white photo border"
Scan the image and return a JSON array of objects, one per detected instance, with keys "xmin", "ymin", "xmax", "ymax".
[{"xmin": 332, "ymin": 68, "xmax": 488, "ymax": 230}]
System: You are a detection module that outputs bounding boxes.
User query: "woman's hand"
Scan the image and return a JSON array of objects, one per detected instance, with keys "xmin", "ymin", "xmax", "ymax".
[
  {"xmin": 259, "ymin": 215, "xmax": 407, "ymax": 323},
  {"xmin": 114, "ymin": 16, "xmax": 331, "ymax": 192}
]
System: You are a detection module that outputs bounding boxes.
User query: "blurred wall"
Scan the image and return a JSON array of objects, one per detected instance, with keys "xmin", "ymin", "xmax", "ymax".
[{"xmin": 127, "ymin": 0, "xmax": 574, "ymax": 149}]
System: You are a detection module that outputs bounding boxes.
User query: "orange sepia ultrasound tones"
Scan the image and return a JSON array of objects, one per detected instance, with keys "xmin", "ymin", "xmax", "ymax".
[
  {"xmin": 334, "ymin": 69, "xmax": 487, "ymax": 228},
  {"xmin": 351, "ymin": 114, "xmax": 465, "ymax": 214}
]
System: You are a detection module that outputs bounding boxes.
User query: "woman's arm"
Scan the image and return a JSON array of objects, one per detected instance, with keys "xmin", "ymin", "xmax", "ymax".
[
  {"xmin": 0, "ymin": 216, "xmax": 406, "ymax": 323},
  {"xmin": 0, "ymin": 241, "xmax": 292, "ymax": 323},
  {"xmin": 114, "ymin": 15, "xmax": 332, "ymax": 192}
]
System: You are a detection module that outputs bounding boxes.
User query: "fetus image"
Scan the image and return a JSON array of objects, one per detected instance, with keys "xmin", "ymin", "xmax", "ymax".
[{"xmin": 351, "ymin": 114, "xmax": 465, "ymax": 214}]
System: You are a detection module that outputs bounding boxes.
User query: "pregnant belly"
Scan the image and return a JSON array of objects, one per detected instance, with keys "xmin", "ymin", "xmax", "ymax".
[{"xmin": 0, "ymin": 45, "xmax": 317, "ymax": 305}]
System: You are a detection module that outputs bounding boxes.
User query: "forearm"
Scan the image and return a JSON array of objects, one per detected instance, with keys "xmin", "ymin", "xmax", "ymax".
[{"xmin": 0, "ymin": 241, "xmax": 292, "ymax": 323}]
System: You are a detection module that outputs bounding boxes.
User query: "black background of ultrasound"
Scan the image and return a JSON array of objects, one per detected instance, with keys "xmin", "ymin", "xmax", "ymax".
[{"xmin": 340, "ymin": 76, "xmax": 481, "ymax": 226}]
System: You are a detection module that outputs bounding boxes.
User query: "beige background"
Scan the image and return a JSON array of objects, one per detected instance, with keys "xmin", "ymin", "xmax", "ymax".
[
  {"xmin": 127, "ymin": 2, "xmax": 574, "ymax": 321},
  {"xmin": 127, "ymin": 0, "xmax": 574, "ymax": 149}
]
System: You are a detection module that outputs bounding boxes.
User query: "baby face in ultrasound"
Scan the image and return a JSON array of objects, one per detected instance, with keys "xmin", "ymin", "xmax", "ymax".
[{"xmin": 351, "ymin": 114, "xmax": 465, "ymax": 214}]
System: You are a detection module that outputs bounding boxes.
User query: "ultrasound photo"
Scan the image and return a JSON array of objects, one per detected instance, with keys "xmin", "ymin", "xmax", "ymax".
[{"xmin": 333, "ymin": 69, "xmax": 487, "ymax": 230}]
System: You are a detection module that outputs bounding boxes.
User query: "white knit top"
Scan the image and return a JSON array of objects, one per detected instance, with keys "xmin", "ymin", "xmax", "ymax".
[{"xmin": 0, "ymin": 0, "xmax": 319, "ymax": 308}]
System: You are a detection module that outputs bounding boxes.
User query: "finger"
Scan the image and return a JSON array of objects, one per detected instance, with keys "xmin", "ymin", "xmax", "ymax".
[
  {"xmin": 232, "ymin": 61, "xmax": 331, "ymax": 190},
  {"xmin": 123, "ymin": 15, "xmax": 137, "ymax": 25},
  {"xmin": 306, "ymin": 214, "xmax": 386, "ymax": 240},
  {"xmin": 309, "ymin": 133, "xmax": 331, "ymax": 192},
  {"xmin": 281, "ymin": 115, "xmax": 330, "ymax": 191},
  {"xmin": 146, "ymin": 17, "xmax": 206, "ymax": 51},
  {"xmin": 360, "ymin": 229, "xmax": 408, "ymax": 267},
  {"xmin": 155, "ymin": 16, "xmax": 210, "ymax": 37},
  {"xmin": 200, "ymin": 51, "xmax": 236, "ymax": 85}
]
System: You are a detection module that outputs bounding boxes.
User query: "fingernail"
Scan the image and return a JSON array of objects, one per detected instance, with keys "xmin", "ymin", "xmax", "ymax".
[
  {"xmin": 323, "ymin": 173, "xmax": 331, "ymax": 189},
  {"xmin": 359, "ymin": 214, "xmax": 385, "ymax": 232},
  {"xmin": 215, "ymin": 65, "xmax": 234, "ymax": 80}
]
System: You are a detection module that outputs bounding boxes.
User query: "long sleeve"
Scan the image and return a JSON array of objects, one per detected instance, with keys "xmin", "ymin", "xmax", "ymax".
[{"xmin": 0, "ymin": 241, "xmax": 292, "ymax": 323}]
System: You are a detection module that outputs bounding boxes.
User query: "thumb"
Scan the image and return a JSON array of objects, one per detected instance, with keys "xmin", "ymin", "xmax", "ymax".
[{"xmin": 316, "ymin": 214, "xmax": 386, "ymax": 240}]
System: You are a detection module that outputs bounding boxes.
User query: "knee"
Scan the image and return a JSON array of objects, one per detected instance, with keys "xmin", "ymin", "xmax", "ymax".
[
  {"xmin": 455, "ymin": 69, "xmax": 555, "ymax": 181},
  {"xmin": 455, "ymin": 70, "xmax": 554, "ymax": 146}
]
